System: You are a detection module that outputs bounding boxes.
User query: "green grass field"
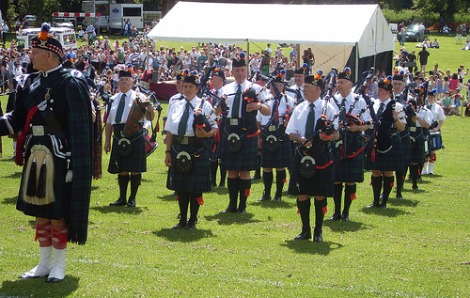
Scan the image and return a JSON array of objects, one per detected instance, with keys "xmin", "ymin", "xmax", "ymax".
[{"xmin": 0, "ymin": 35, "xmax": 469, "ymax": 297}]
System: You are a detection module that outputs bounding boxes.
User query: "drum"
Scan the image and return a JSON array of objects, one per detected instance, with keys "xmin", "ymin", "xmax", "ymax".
[
  {"xmin": 428, "ymin": 131, "xmax": 443, "ymax": 151},
  {"xmin": 144, "ymin": 128, "xmax": 158, "ymax": 157}
]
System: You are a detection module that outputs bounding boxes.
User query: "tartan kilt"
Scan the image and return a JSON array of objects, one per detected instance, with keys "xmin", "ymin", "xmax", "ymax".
[
  {"xmin": 16, "ymin": 135, "xmax": 70, "ymax": 220},
  {"xmin": 108, "ymin": 124, "xmax": 146, "ymax": 174},
  {"xmin": 167, "ymin": 142, "xmax": 211, "ymax": 193},
  {"xmin": 293, "ymin": 150, "xmax": 334, "ymax": 197},
  {"xmin": 372, "ymin": 134, "xmax": 403, "ymax": 171},
  {"xmin": 410, "ymin": 129, "xmax": 426, "ymax": 164},
  {"xmin": 260, "ymin": 132, "xmax": 292, "ymax": 168},
  {"xmin": 333, "ymin": 145, "xmax": 365, "ymax": 183},
  {"xmin": 399, "ymin": 130, "xmax": 412, "ymax": 169},
  {"xmin": 220, "ymin": 123, "xmax": 258, "ymax": 171}
]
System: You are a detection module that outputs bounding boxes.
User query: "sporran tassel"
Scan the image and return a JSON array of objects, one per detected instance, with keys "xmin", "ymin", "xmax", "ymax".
[
  {"xmin": 36, "ymin": 159, "xmax": 47, "ymax": 198},
  {"xmin": 26, "ymin": 158, "xmax": 37, "ymax": 197}
]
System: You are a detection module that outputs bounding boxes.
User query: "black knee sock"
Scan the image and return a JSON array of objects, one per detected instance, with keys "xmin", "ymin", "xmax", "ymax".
[
  {"xmin": 238, "ymin": 179, "xmax": 251, "ymax": 211},
  {"xmin": 333, "ymin": 183, "xmax": 343, "ymax": 216},
  {"xmin": 219, "ymin": 166, "xmax": 226, "ymax": 186},
  {"xmin": 410, "ymin": 164, "xmax": 418, "ymax": 188},
  {"xmin": 314, "ymin": 199, "xmax": 327, "ymax": 235},
  {"xmin": 382, "ymin": 176, "xmax": 394, "ymax": 203},
  {"xmin": 371, "ymin": 176, "xmax": 383, "ymax": 204},
  {"xmin": 343, "ymin": 184, "xmax": 356, "ymax": 216},
  {"xmin": 177, "ymin": 191, "xmax": 190, "ymax": 224},
  {"xmin": 227, "ymin": 177, "xmax": 240, "ymax": 211},
  {"xmin": 262, "ymin": 171, "xmax": 273, "ymax": 199},
  {"xmin": 188, "ymin": 193, "xmax": 201, "ymax": 224},
  {"xmin": 395, "ymin": 170, "xmax": 404, "ymax": 196},
  {"xmin": 297, "ymin": 199, "xmax": 311, "ymax": 232},
  {"xmin": 275, "ymin": 170, "xmax": 286, "ymax": 198},
  {"xmin": 118, "ymin": 174, "xmax": 130, "ymax": 201},
  {"xmin": 129, "ymin": 174, "xmax": 141, "ymax": 200}
]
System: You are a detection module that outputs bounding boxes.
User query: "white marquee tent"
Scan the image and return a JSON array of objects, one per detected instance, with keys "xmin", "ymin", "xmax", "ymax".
[{"xmin": 147, "ymin": 2, "xmax": 396, "ymax": 79}]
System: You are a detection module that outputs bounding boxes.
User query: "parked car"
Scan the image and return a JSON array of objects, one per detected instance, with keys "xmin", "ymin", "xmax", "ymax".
[{"xmin": 397, "ymin": 24, "xmax": 422, "ymax": 42}]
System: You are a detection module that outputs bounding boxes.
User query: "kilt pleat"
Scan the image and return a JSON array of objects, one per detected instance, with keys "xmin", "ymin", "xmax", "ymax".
[
  {"xmin": 410, "ymin": 130, "xmax": 426, "ymax": 164},
  {"xmin": 399, "ymin": 130, "xmax": 412, "ymax": 168},
  {"xmin": 333, "ymin": 152, "xmax": 365, "ymax": 183}
]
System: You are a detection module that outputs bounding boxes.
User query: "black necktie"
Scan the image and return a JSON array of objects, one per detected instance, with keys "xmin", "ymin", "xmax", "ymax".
[
  {"xmin": 305, "ymin": 103, "xmax": 315, "ymax": 139},
  {"xmin": 115, "ymin": 93, "xmax": 126, "ymax": 123},
  {"xmin": 232, "ymin": 84, "xmax": 242, "ymax": 118},
  {"xmin": 377, "ymin": 102, "xmax": 385, "ymax": 117},
  {"xmin": 339, "ymin": 97, "xmax": 347, "ymax": 120},
  {"xmin": 296, "ymin": 88, "xmax": 301, "ymax": 101},
  {"xmin": 178, "ymin": 101, "xmax": 190, "ymax": 139}
]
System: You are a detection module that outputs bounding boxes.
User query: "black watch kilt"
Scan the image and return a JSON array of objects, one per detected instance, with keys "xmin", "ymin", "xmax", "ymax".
[
  {"xmin": 108, "ymin": 123, "xmax": 147, "ymax": 174},
  {"xmin": 167, "ymin": 138, "xmax": 211, "ymax": 193},
  {"xmin": 220, "ymin": 118, "xmax": 258, "ymax": 171},
  {"xmin": 293, "ymin": 143, "xmax": 334, "ymax": 196},
  {"xmin": 333, "ymin": 131, "xmax": 365, "ymax": 183},
  {"xmin": 260, "ymin": 129, "xmax": 292, "ymax": 168}
]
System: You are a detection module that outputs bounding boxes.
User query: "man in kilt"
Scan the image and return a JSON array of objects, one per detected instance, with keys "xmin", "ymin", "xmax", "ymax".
[
  {"xmin": 105, "ymin": 70, "xmax": 155, "ymax": 207},
  {"xmin": 258, "ymin": 73, "xmax": 295, "ymax": 202},
  {"xmin": 407, "ymin": 98, "xmax": 432, "ymax": 190},
  {"xmin": 286, "ymin": 66, "xmax": 306, "ymax": 195},
  {"xmin": 220, "ymin": 54, "xmax": 270, "ymax": 214},
  {"xmin": 392, "ymin": 71, "xmax": 413, "ymax": 199},
  {"xmin": 329, "ymin": 68, "xmax": 371, "ymax": 222},
  {"xmin": 164, "ymin": 73, "xmax": 218, "ymax": 229},
  {"xmin": 0, "ymin": 23, "xmax": 93, "ymax": 282},
  {"xmin": 368, "ymin": 77, "xmax": 406, "ymax": 208},
  {"xmin": 286, "ymin": 74, "xmax": 339, "ymax": 242}
]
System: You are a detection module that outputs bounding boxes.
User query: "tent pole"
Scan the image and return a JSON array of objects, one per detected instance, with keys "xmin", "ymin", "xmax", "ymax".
[
  {"xmin": 246, "ymin": 39, "xmax": 250, "ymax": 78},
  {"xmin": 355, "ymin": 42, "xmax": 359, "ymax": 82}
]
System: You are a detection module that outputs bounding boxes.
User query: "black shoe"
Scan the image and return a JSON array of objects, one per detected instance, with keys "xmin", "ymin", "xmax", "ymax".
[
  {"xmin": 412, "ymin": 185, "xmax": 419, "ymax": 190},
  {"xmin": 313, "ymin": 233, "xmax": 323, "ymax": 242},
  {"xmin": 127, "ymin": 198, "xmax": 136, "ymax": 207},
  {"xmin": 378, "ymin": 201, "xmax": 387, "ymax": 208},
  {"xmin": 109, "ymin": 198, "xmax": 127, "ymax": 206},
  {"xmin": 186, "ymin": 221, "xmax": 196, "ymax": 230},
  {"xmin": 222, "ymin": 207, "xmax": 237, "ymax": 213},
  {"xmin": 273, "ymin": 196, "xmax": 281, "ymax": 202},
  {"xmin": 46, "ymin": 277, "xmax": 63, "ymax": 283},
  {"xmin": 294, "ymin": 231, "xmax": 312, "ymax": 240},
  {"xmin": 218, "ymin": 184, "xmax": 225, "ymax": 188},
  {"xmin": 366, "ymin": 202, "xmax": 379, "ymax": 208},
  {"xmin": 237, "ymin": 208, "xmax": 246, "ymax": 214},
  {"xmin": 396, "ymin": 193, "xmax": 403, "ymax": 199},
  {"xmin": 172, "ymin": 221, "xmax": 187, "ymax": 229},
  {"xmin": 258, "ymin": 195, "xmax": 271, "ymax": 202},
  {"xmin": 341, "ymin": 214, "xmax": 350, "ymax": 222},
  {"xmin": 327, "ymin": 213, "xmax": 342, "ymax": 221}
]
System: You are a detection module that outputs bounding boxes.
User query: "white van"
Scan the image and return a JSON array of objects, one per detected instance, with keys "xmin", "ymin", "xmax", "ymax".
[
  {"xmin": 109, "ymin": 3, "xmax": 144, "ymax": 33},
  {"xmin": 16, "ymin": 27, "xmax": 78, "ymax": 51}
]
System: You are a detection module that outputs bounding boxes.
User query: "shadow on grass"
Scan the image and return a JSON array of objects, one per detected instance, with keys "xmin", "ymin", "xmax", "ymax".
[
  {"xmin": 158, "ymin": 194, "xmax": 177, "ymax": 201},
  {"xmin": 422, "ymin": 174, "xmax": 442, "ymax": 179},
  {"xmin": 250, "ymin": 200, "xmax": 294, "ymax": 209},
  {"xmin": 1, "ymin": 275, "xmax": 79, "ymax": 296},
  {"xmin": 154, "ymin": 228, "xmax": 215, "ymax": 242},
  {"xmin": 92, "ymin": 206, "xmax": 146, "ymax": 215},
  {"xmin": 2, "ymin": 171, "xmax": 22, "ymax": 179},
  {"xmin": 2, "ymin": 196, "xmax": 17, "ymax": 205},
  {"xmin": 204, "ymin": 212, "xmax": 262, "ymax": 225},
  {"xmin": 323, "ymin": 220, "xmax": 366, "ymax": 233},
  {"xmin": 360, "ymin": 206, "xmax": 406, "ymax": 217},
  {"xmin": 281, "ymin": 240, "xmax": 344, "ymax": 255},
  {"xmin": 388, "ymin": 198, "xmax": 420, "ymax": 207}
]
